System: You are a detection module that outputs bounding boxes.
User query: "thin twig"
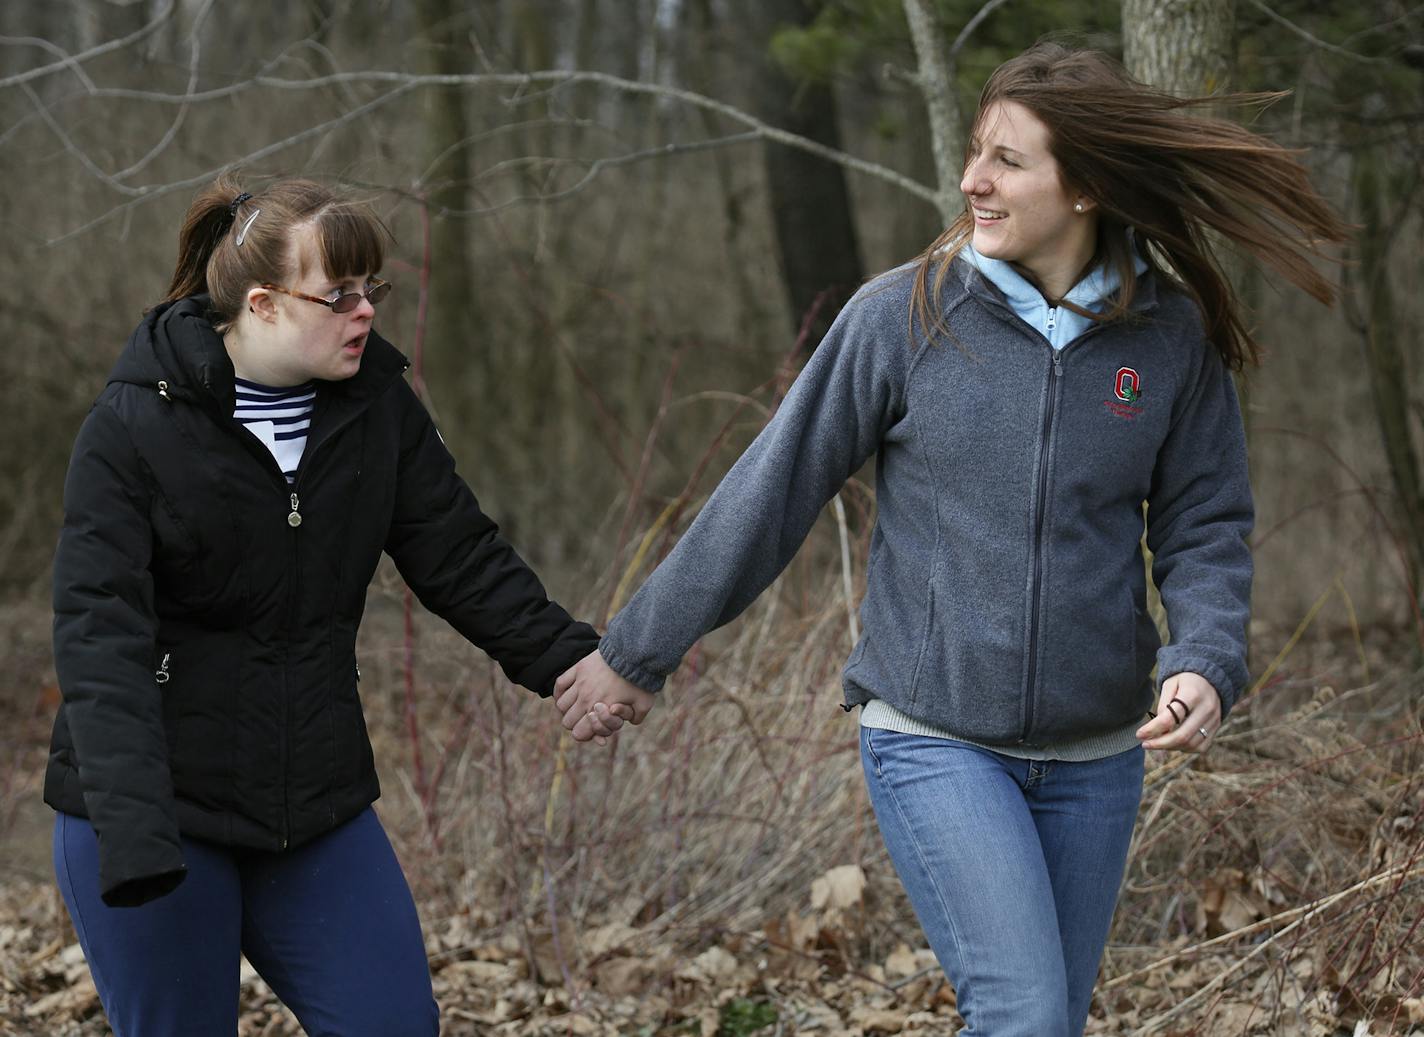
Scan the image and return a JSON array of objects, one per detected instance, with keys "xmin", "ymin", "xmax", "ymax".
[
  {"xmin": 45, "ymin": 83, "xmax": 417, "ymax": 245},
  {"xmin": 112, "ymin": 0, "xmax": 220, "ymax": 181},
  {"xmin": 0, "ymin": 0, "xmax": 177, "ymax": 89},
  {"xmin": 1242, "ymin": 0, "xmax": 1389, "ymax": 65},
  {"xmin": 1124, "ymin": 865, "xmax": 1424, "ymax": 1035},
  {"xmin": 55, "ymin": 69, "xmax": 938, "ymax": 203}
]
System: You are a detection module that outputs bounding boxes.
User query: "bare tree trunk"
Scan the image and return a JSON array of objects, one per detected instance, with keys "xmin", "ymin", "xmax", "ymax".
[
  {"xmin": 746, "ymin": 0, "xmax": 865, "ymax": 350},
  {"xmin": 413, "ymin": 0, "xmax": 479, "ymax": 429},
  {"xmin": 1122, "ymin": 0, "xmax": 1235, "ymax": 97},
  {"xmin": 1122, "ymin": 0, "xmax": 1243, "ymax": 657},
  {"xmin": 687, "ymin": 0, "xmax": 774, "ymax": 345},
  {"xmin": 902, "ymin": 0, "xmax": 962, "ymax": 224},
  {"xmin": 1353, "ymin": 148, "xmax": 1424, "ymax": 613}
]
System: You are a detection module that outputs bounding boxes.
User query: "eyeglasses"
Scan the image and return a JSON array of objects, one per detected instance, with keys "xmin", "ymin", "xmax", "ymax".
[{"xmin": 261, "ymin": 278, "xmax": 392, "ymax": 314}]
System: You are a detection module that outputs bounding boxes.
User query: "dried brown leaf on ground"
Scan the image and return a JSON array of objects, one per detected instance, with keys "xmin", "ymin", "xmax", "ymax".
[{"xmin": 3, "ymin": 582, "xmax": 1421, "ymax": 1036}]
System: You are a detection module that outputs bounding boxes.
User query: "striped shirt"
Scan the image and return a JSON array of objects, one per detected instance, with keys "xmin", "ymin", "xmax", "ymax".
[{"xmin": 233, "ymin": 378, "xmax": 316, "ymax": 484}]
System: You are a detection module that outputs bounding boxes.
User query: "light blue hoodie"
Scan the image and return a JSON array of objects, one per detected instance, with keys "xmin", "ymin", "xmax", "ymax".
[{"xmin": 960, "ymin": 243, "xmax": 1150, "ymax": 350}]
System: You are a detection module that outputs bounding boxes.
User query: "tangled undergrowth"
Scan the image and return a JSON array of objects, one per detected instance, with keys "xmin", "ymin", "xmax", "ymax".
[{"xmin": 2, "ymin": 579, "xmax": 1420, "ymax": 1036}]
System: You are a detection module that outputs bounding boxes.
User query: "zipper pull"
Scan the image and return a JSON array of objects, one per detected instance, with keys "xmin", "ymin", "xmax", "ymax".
[
  {"xmin": 287, "ymin": 493, "xmax": 303, "ymax": 528},
  {"xmin": 155, "ymin": 652, "xmax": 171, "ymax": 684},
  {"xmin": 1046, "ymin": 307, "xmax": 1057, "ymax": 332},
  {"xmin": 157, "ymin": 380, "xmax": 172, "ymax": 402}
]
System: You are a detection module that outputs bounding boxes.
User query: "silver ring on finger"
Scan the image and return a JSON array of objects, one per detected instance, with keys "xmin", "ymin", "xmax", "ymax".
[{"xmin": 1197, "ymin": 726, "xmax": 1210, "ymax": 740}]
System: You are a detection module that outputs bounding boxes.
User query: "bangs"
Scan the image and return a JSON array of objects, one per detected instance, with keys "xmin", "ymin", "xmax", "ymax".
[{"xmin": 313, "ymin": 205, "xmax": 389, "ymax": 281}]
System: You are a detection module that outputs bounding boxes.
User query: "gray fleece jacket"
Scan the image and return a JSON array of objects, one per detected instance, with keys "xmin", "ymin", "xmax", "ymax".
[{"xmin": 599, "ymin": 255, "xmax": 1253, "ymax": 747}]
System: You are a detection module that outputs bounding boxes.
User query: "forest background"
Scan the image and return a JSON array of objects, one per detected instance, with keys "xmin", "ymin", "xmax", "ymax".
[{"xmin": 0, "ymin": 1, "xmax": 1421, "ymax": 1034}]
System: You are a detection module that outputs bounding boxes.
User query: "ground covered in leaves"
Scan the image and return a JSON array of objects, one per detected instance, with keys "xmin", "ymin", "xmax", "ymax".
[{"xmin": 2, "ymin": 596, "xmax": 1421, "ymax": 1036}]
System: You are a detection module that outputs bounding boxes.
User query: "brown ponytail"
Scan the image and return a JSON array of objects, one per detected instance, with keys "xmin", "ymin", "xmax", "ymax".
[
  {"xmin": 164, "ymin": 174, "xmax": 247, "ymax": 305},
  {"xmin": 911, "ymin": 42, "xmax": 1351, "ymax": 370},
  {"xmin": 161, "ymin": 175, "xmax": 390, "ymax": 330}
]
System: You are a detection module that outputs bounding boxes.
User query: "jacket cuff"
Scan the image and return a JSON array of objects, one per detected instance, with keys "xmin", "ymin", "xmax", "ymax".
[
  {"xmin": 512, "ymin": 622, "xmax": 601, "ymax": 697},
  {"xmin": 97, "ymin": 826, "xmax": 188, "ymax": 907},
  {"xmin": 1155, "ymin": 649, "xmax": 1245, "ymax": 718},
  {"xmin": 102, "ymin": 866, "xmax": 187, "ymax": 908},
  {"xmin": 598, "ymin": 639, "xmax": 667, "ymax": 694}
]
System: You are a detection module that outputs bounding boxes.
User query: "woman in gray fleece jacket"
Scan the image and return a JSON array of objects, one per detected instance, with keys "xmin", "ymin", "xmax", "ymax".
[{"xmin": 555, "ymin": 42, "xmax": 1347, "ymax": 1036}]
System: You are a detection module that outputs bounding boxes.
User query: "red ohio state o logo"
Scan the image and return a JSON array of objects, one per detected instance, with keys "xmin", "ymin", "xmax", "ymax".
[{"xmin": 1114, "ymin": 367, "xmax": 1141, "ymax": 403}]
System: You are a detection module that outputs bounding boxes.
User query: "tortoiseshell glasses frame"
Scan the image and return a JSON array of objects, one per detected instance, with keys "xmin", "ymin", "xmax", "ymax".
[{"xmin": 261, "ymin": 278, "xmax": 391, "ymax": 314}]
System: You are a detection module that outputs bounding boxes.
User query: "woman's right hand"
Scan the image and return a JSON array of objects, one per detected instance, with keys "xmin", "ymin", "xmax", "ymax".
[{"xmin": 553, "ymin": 651, "xmax": 656, "ymax": 743}]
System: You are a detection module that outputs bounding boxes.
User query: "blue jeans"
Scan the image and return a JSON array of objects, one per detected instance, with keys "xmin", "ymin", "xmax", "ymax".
[
  {"xmin": 53, "ymin": 808, "xmax": 439, "ymax": 1037},
  {"xmin": 861, "ymin": 728, "xmax": 1144, "ymax": 1036}
]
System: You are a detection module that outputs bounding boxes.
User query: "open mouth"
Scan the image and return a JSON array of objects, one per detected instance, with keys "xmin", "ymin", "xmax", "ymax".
[
  {"xmin": 343, "ymin": 334, "xmax": 366, "ymax": 353},
  {"xmin": 972, "ymin": 207, "xmax": 1007, "ymax": 222}
]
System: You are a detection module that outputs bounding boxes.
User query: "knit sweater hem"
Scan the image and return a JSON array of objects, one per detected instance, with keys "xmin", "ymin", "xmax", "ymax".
[{"xmin": 859, "ymin": 698, "xmax": 1145, "ymax": 762}]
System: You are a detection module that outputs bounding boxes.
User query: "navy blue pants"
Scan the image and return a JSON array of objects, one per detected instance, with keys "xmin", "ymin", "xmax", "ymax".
[{"xmin": 53, "ymin": 808, "xmax": 439, "ymax": 1036}]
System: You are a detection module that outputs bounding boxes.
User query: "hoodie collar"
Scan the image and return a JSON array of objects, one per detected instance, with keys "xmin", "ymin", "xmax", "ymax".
[{"xmin": 957, "ymin": 242, "xmax": 1155, "ymax": 349}]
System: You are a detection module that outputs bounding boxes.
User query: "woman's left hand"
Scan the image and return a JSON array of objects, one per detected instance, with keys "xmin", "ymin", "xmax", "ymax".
[{"xmin": 1136, "ymin": 672, "xmax": 1222, "ymax": 753}]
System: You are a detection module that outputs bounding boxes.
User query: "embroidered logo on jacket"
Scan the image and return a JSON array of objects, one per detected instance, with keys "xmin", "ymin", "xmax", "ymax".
[{"xmin": 1104, "ymin": 367, "xmax": 1144, "ymax": 420}]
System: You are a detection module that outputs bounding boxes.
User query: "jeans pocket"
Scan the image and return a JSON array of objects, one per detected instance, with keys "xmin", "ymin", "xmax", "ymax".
[{"xmin": 862, "ymin": 726, "xmax": 884, "ymax": 777}]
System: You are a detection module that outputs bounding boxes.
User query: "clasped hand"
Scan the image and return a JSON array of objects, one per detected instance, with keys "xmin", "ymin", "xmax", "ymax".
[{"xmin": 553, "ymin": 650, "xmax": 656, "ymax": 745}]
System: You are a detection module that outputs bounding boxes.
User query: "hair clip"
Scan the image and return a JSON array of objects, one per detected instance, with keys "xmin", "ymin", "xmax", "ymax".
[{"xmin": 235, "ymin": 208, "xmax": 261, "ymax": 246}]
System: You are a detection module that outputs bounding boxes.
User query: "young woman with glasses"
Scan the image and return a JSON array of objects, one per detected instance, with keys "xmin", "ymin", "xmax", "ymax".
[
  {"xmin": 44, "ymin": 176, "xmax": 608, "ymax": 1035},
  {"xmin": 553, "ymin": 42, "xmax": 1348, "ymax": 1036}
]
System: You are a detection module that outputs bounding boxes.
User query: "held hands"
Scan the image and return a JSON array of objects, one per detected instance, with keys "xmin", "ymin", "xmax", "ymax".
[
  {"xmin": 553, "ymin": 650, "xmax": 657, "ymax": 744},
  {"xmin": 1136, "ymin": 671, "xmax": 1223, "ymax": 753}
]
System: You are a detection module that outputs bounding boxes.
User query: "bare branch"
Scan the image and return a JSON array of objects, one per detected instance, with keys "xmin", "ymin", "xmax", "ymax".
[
  {"xmin": 1242, "ymin": 0, "xmax": 1389, "ymax": 65},
  {"xmin": 419, "ymin": 116, "xmax": 607, "ymax": 188},
  {"xmin": 949, "ymin": 0, "xmax": 1013, "ymax": 59},
  {"xmin": 0, "ymin": 33, "xmax": 97, "ymax": 93},
  {"xmin": 112, "ymin": 0, "xmax": 220, "ymax": 181},
  {"xmin": 46, "ymin": 84, "xmax": 417, "ymax": 245},
  {"xmin": 322, "ymin": 72, "xmax": 942, "ymax": 206},
  {"xmin": 902, "ymin": 0, "xmax": 966, "ymax": 223},
  {"xmin": 0, "ymin": 0, "xmax": 178, "ymax": 90},
  {"xmin": 22, "ymin": 82, "xmax": 146, "ymax": 197},
  {"xmin": 449, "ymin": 131, "xmax": 764, "ymax": 216},
  {"xmin": 43, "ymin": 70, "xmax": 936, "ymax": 242}
]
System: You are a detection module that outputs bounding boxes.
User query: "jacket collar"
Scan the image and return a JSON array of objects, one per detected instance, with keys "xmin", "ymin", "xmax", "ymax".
[{"xmin": 109, "ymin": 296, "xmax": 409, "ymax": 411}]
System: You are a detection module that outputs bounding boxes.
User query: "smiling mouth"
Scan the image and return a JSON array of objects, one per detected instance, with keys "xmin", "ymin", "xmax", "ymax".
[{"xmin": 972, "ymin": 207, "xmax": 1007, "ymax": 221}]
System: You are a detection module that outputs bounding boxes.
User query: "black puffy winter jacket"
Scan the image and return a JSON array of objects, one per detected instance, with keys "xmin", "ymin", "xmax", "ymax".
[{"xmin": 44, "ymin": 296, "xmax": 599, "ymax": 906}]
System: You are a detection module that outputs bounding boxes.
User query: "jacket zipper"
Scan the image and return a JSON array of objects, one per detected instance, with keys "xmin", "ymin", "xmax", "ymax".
[
  {"xmin": 155, "ymin": 652, "xmax": 172, "ymax": 684},
  {"xmin": 969, "ymin": 290, "xmax": 1117, "ymax": 743},
  {"xmin": 153, "ymin": 366, "xmax": 404, "ymax": 852},
  {"xmin": 280, "ymin": 492, "xmax": 302, "ymax": 851},
  {"xmin": 965, "ymin": 276, "xmax": 1164, "ymax": 740},
  {"xmin": 1022, "ymin": 351, "xmax": 1062, "ymax": 743}
]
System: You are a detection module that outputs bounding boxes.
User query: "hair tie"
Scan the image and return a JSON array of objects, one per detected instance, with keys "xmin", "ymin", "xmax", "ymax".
[{"xmin": 228, "ymin": 191, "xmax": 252, "ymax": 217}]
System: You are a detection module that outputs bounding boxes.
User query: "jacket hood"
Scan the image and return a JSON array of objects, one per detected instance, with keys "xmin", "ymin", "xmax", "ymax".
[{"xmin": 108, "ymin": 295, "xmax": 408, "ymax": 411}]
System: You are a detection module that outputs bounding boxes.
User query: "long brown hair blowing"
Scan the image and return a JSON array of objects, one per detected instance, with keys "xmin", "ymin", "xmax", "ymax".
[
  {"xmin": 911, "ymin": 42, "xmax": 1350, "ymax": 370},
  {"xmin": 161, "ymin": 174, "xmax": 389, "ymax": 330}
]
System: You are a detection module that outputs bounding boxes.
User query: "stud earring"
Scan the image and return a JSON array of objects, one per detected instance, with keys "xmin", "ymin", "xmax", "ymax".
[{"xmin": 1074, "ymin": 202, "xmax": 1084, "ymax": 213}]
